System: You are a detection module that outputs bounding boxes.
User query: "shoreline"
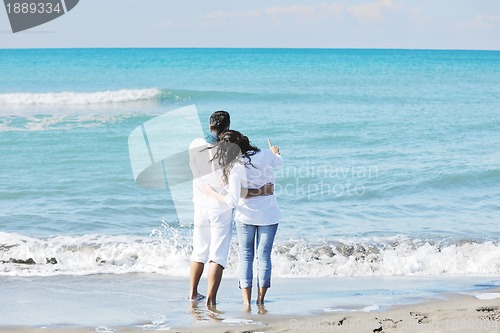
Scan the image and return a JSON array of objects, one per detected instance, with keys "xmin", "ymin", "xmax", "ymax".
[
  {"xmin": 1, "ymin": 287, "xmax": 499, "ymax": 332},
  {"xmin": 165, "ymin": 289, "xmax": 500, "ymax": 333}
]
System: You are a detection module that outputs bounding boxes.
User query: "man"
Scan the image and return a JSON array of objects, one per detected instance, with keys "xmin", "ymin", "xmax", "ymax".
[{"xmin": 189, "ymin": 110, "xmax": 232, "ymax": 305}]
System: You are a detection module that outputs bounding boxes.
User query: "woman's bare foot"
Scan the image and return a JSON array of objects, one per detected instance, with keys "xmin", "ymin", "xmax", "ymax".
[
  {"xmin": 241, "ymin": 287, "xmax": 252, "ymax": 305},
  {"xmin": 257, "ymin": 287, "xmax": 268, "ymax": 304}
]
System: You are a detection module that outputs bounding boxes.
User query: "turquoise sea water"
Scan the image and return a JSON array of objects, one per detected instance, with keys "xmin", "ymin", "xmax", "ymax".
[{"xmin": 0, "ymin": 48, "xmax": 499, "ymax": 279}]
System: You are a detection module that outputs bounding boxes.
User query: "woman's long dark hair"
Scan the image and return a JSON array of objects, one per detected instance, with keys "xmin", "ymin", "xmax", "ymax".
[{"xmin": 211, "ymin": 130, "xmax": 260, "ymax": 185}]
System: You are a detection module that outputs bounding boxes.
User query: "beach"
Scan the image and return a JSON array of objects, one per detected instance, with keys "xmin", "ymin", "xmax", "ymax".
[{"xmin": 1, "ymin": 48, "xmax": 499, "ymax": 331}]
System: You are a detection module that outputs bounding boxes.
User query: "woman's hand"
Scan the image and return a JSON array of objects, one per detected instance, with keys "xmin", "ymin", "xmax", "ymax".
[
  {"xmin": 268, "ymin": 138, "xmax": 280, "ymax": 155},
  {"xmin": 200, "ymin": 182, "xmax": 228, "ymax": 204}
]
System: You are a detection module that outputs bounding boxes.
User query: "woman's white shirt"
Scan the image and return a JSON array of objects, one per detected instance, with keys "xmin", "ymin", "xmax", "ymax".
[{"xmin": 224, "ymin": 149, "xmax": 283, "ymax": 226}]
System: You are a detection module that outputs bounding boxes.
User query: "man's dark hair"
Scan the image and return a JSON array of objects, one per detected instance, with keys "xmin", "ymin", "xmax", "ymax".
[{"xmin": 209, "ymin": 111, "xmax": 230, "ymax": 138}]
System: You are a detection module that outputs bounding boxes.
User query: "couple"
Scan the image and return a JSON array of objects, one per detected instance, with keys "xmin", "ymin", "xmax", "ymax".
[{"xmin": 188, "ymin": 110, "xmax": 283, "ymax": 307}]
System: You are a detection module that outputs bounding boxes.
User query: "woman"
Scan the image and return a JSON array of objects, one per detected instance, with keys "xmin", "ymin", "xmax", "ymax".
[{"xmin": 204, "ymin": 130, "xmax": 283, "ymax": 305}]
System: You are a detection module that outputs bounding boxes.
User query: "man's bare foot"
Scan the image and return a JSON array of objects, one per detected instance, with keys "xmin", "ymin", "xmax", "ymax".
[
  {"xmin": 189, "ymin": 293, "xmax": 206, "ymax": 301},
  {"xmin": 207, "ymin": 303, "xmax": 224, "ymax": 314},
  {"xmin": 206, "ymin": 296, "xmax": 217, "ymax": 306}
]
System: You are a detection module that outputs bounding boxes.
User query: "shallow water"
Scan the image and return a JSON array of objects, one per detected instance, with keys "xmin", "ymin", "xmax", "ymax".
[{"xmin": 1, "ymin": 274, "xmax": 498, "ymax": 329}]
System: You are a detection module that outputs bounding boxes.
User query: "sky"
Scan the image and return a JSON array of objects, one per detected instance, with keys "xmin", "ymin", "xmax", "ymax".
[{"xmin": 1, "ymin": 0, "xmax": 499, "ymax": 49}]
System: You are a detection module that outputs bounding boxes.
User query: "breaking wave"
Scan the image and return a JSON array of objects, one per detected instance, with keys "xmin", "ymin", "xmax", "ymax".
[
  {"xmin": 1, "ymin": 230, "xmax": 499, "ymax": 277},
  {"xmin": 0, "ymin": 88, "xmax": 162, "ymax": 105}
]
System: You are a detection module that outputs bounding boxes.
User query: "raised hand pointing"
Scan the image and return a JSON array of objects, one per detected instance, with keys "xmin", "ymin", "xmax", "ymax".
[{"xmin": 268, "ymin": 138, "xmax": 280, "ymax": 155}]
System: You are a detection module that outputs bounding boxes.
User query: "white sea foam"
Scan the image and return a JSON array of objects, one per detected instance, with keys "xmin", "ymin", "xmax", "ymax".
[
  {"xmin": 1, "ymin": 232, "xmax": 499, "ymax": 277},
  {"xmin": 362, "ymin": 304, "xmax": 380, "ymax": 312},
  {"xmin": 0, "ymin": 112, "xmax": 145, "ymax": 131},
  {"xmin": 475, "ymin": 293, "xmax": 500, "ymax": 300},
  {"xmin": 0, "ymin": 88, "xmax": 161, "ymax": 105},
  {"xmin": 221, "ymin": 318, "xmax": 259, "ymax": 325},
  {"xmin": 0, "ymin": 232, "xmax": 191, "ymax": 277},
  {"xmin": 272, "ymin": 238, "xmax": 500, "ymax": 277},
  {"xmin": 9, "ymin": 114, "xmax": 114, "ymax": 130}
]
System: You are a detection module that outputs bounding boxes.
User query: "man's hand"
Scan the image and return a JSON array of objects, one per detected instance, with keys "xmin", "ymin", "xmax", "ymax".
[
  {"xmin": 244, "ymin": 182, "xmax": 274, "ymax": 198},
  {"xmin": 259, "ymin": 182, "xmax": 274, "ymax": 196}
]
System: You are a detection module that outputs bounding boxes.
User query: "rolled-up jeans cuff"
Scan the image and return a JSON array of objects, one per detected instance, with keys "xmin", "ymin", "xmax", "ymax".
[
  {"xmin": 258, "ymin": 281, "xmax": 271, "ymax": 288},
  {"xmin": 239, "ymin": 279, "xmax": 252, "ymax": 289}
]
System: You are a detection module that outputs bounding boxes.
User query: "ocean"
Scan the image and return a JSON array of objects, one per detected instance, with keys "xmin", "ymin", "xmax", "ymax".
[{"xmin": 0, "ymin": 48, "xmax": 499, "ymax": 328}]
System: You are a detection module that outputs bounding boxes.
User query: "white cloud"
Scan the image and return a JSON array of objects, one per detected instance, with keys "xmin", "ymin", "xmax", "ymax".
[
  {"xmin": 346, "ymin": 0, "xmax": 402, "ymax": 23},
  {"xmin": 457, "ymin": 14, "xmax": 500, "ymax": 31},
  {"xmin": 264, "ymin": 3, "xmax": 343, "ymax": 18},
  {"xmin": 205, "ymin": 1, "xmax": 407, "ymax": 25},
  {"xmin": 205, "ymin": 9, "xmax": 261, "ymax": 20},
  {"xmin": 409, "ymin": 6, "xmax": 431, "ymax": 22},
  {"xmin": 205, "ymin": 3, "xmax": 343, "ymax": 23}
]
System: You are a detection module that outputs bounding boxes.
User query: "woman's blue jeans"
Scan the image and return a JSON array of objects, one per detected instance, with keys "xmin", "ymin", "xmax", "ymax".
[{"xmin": 236, "ymin": 222, "xmax": 278, "ymax": 289}]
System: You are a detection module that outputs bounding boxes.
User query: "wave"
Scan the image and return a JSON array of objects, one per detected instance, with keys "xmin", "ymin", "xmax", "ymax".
[
  {"xmin": 376, "ymin": 169, "xmax": 500, "ymax": 196},
  {"xmin": 0, "ymin": 88, "xmax": 161, "ymax": 105},
  {"xmin": 427, "ymin": 169, "xmax": 500, "ymax": 189},
  {"xmin": 0, "ymin": 87, "xmax": 301, "ymax": 106},
  {"xmin": 1, "ymin": 230, "xmax": 499, "ymax": 277},
  {"xmin": 272, "ymin": 238, "xmax": 500, "ymax": 277}
]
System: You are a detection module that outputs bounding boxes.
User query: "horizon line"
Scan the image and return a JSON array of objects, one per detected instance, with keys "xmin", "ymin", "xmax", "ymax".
[{"xmin": 1, "ymin": 46, "xmax": 499, "ymax": 52}]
